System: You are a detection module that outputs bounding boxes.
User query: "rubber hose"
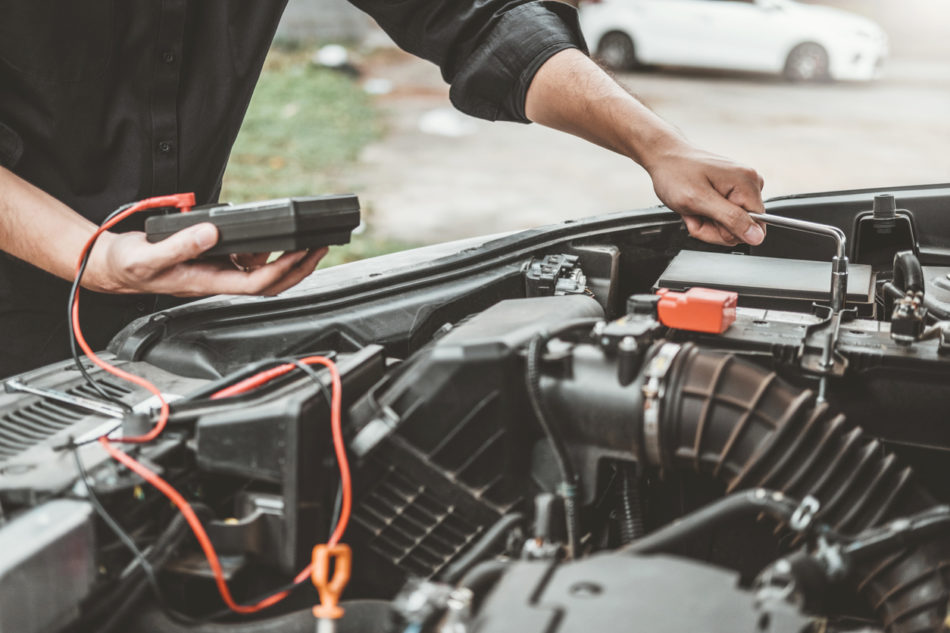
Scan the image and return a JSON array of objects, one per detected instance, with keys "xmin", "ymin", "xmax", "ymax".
[
  {"xmin": 523, "ymin": 318, "xmax": 601, "ymax": 557},
  {"xmin": 618, "ymin": 464, "xmax": 645, "ymax": 544},
  {"xmin": 439, "ymin": 512, "xmax": 523, "ymax": 585},
  {"xmin": 892, "ymin": 251, "xmax": 924, "ymax": 294},
  {"xmin": 456, "ymin": 559, "xmax": 511, "ymax": 596},
  {"xmin": 624, "ymin": 489, "xmax": 802, "ymax": 555},
  {"xmin": 653, "ymin": 345, "xmax": 950, "ymax": 633},
  {"xmin": 526, "ymin": 332, "xmax": 580, "ymax": 557}
]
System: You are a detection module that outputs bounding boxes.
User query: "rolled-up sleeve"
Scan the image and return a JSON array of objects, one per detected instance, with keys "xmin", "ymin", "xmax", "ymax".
[
  {"xmin": 347, "ymin": 0, "xmax": 588, "ymax": 123},
  {"xmin": 0, "ymin": 122, "xmax": 23, "ymax": 169}
]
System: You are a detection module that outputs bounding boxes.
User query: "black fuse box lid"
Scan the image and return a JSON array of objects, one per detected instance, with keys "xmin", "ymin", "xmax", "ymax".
[{"xmin": 655, "ymin": 250, "xmax": 874, "ymax": 312}]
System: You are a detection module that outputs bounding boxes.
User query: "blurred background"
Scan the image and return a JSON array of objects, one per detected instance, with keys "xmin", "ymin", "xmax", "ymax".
[{"xmin": 220, "ymin": 0, "xmax": 950, "ymax": 265}]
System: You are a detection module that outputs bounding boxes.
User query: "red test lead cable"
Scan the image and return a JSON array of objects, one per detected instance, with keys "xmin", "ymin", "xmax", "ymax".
[
  {"xmin": 71, "ymin": 193, "xmax": 194, "ymax": 444},
  {"xmin": 210, "ymin": 356, "xmax": 351, "ymax": 547},
  {"xmin": 98, "ymin": 356, "xmax": 351, "ymax": 613},
  {"xmin": 99, "ymin": 436, "xmax": 308, "ymax": 612},
  {"xmin": 71, "ymin": 194, "xmax": 352, "ymax": 613}
]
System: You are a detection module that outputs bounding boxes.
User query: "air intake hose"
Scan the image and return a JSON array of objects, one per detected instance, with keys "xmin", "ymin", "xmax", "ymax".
[{"xmin": 646, "ymin": 344, "xmax": 950, "ymax": 633}]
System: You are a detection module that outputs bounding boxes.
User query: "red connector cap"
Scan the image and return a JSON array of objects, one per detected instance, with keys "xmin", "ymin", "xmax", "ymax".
[
  {"xmin": 124, "ymin": 192, "xmax": 195, "ymax": 214},
  {"xmin": 656, "ymin": 287, "xmax": 738, "ymax": 334}
]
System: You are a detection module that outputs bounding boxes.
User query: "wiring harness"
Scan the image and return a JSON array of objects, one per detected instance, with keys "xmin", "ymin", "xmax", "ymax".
[{"xmin": 69, "ymin": 194, "xmax": 351, "ymax": 621}]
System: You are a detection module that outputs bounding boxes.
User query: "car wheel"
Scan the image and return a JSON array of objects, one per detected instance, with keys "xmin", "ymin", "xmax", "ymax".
[
  {"xmin": 784, "ymin": 43, "xmax": 830, "ymax": 81},
  {"xmin": 596, "ymin": 31, "xmax": 637, "ymax": 71}
]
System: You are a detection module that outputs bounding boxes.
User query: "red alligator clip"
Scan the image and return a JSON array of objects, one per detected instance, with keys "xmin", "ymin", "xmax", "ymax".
[{"xmin": 131, "ymin": 193, "xmax": 195, "ymax": 213}]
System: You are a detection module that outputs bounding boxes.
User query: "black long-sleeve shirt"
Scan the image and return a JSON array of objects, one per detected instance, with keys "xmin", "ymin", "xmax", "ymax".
[{"xmin": 0, "ymin": 0, "xmax": 586, "ymax": 377}]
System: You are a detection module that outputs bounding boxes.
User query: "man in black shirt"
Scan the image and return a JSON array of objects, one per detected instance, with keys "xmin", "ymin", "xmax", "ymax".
[{"xmin": 0, "ymin": 0, "xmax": 766, "ymax": 377}]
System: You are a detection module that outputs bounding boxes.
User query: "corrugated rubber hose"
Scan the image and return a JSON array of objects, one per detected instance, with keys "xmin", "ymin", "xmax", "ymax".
[{"xmin": 649, "ymin": 345, "xmax": 950, "ymax": 633}]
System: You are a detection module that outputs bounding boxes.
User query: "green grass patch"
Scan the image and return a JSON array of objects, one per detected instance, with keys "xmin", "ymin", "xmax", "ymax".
[
  {"xmin": 221, "ymin": 46, "xmax": 380, "ymax": 201},
  {"xmin": 221, "ymin": 45, "xmax": 417, "ymax": 265}
]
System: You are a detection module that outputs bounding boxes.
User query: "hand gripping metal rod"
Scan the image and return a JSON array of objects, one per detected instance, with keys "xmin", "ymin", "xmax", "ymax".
[{"xmin": 753, "ymin": 213, "xmax": 849, "ymax": 314}]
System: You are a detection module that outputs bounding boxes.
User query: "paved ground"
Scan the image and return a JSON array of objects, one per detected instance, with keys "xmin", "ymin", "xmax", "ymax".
[{"xmin": 346, "ymin": 49, "xmax": 950, "ymax": 244}]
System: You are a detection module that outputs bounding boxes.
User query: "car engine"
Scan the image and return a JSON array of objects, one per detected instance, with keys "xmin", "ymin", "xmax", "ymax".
[{"xmin": 2, "ymin": 184, "xmax": 950, "ymax": 633}]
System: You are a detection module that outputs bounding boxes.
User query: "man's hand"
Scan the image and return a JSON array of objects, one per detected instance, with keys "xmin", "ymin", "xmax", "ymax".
[
  {"xmin": 525, "ymin": 49, "xmax": 766, "ymax": 246},
  {"xmin": 87, "ymin": 224, "xmax": 327, "ymax": 296},
  {"xmin": 0, "ymin": 166, "xmax": 324, "ymax": 297},
  {"xmin": 644, "ymin": 142, "xmax": 766, "ymax": 246}
]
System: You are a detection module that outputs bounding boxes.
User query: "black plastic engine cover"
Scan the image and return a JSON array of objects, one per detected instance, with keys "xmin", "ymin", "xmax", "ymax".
[
  {"xmin": 347, "ymin": 296, "xmax": 603, "ymax": 582},
  {"xmin": 656, "ymin": 250, "xmax": 875, "ymax": 315},
  {"xmin": 194, "ymin": 345, "xmax": 385, "ymax": 573},
  {"xmin": 472, "ymin": 553, "xmax": 810, "ymax": 633}
]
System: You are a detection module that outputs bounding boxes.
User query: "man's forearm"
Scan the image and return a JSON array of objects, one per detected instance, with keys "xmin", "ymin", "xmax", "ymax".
[
  {"xmin": 0, "ymin": 166, "xmax": 106, "ymax": 285},
  {"xmin": 523, "ymin": 49, "xmax": 766, "ymax": 247},
  {"xmin": 524, "ymin": 48, "xmax": 684, "ymax": 168},
  {"xmin": 0, "ymin": 166, "xmax": 326, "ymax": 297}
]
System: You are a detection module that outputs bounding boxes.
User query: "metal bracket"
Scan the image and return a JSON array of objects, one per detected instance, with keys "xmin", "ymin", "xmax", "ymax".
[
  {"xmin": 754, "ymin": 214, "xmax": 848, "ymax": 314},
  {"xmin": 754, "ymin": 215, "xmax": 851, "ymax": 399},
  {"xmin": 815, "ymin": 535, "xmax": 847, "ymax": 580},
  {"xmin": 641, "ymin": 343, "xmax": 682, "ymax": 467},
  {"xmin": 4, "ymin": 378, "xmax": 125, "ymax": 419},
  {"xmin": 789, "ymin": 495, "xmax": 821, "ymax": 533}
]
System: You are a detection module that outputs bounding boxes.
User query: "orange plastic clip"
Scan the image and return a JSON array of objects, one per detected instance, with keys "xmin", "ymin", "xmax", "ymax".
[
  {"xmin": 311, "ymin": 543, "xmax": 352, "ymax": 620},
  {"xmin": 656, "ymin": 287, "xmax": 738, "ymax": 334}
]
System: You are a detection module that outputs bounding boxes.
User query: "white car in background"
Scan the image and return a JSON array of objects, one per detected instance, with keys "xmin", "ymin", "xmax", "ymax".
[{"xmin": 579, "ymin": 0, "xmax": 889, "ymax": 81}]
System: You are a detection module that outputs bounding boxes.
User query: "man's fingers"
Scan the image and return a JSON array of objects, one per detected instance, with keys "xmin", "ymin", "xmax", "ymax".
[
  {"xmin": 649, "ymin": 144, "xmax": 767, "ymax": 248},
  {"xmin": 234, "ymin": 250, "xmax": 311, "ymax": 294},
  {"xmin": 160, "ymin": 249, "xmax": 307, "ymax": 296},
  {"xmin": 105, "ymin": 229, "xmax": 329, "ymax": 297},
  {"xmin": 682, "ymin": 215, "xmax": 739, "ymax": 247},
  {"xmin": 666, "ymin": 178, "xmax": 765, "ymax": 245},
  {"xmin": 725, "ymin": 185, "xmax": 767, "ymax": 243},
  {"xmin": 682, "ymin": 214, "xmax": 702, "ymax": 235},
  {"xmin": 701, "ymin": 194, "xmax": 765, "ymax": 245},
  {"xmin": 260, "ymin": 248, "xmax": 327, "ymax": 296},
  {"xmin": 145, "ymin": 223, "xmax": 220, "ymax": 271},
  {"xmin": 230, "ymin": 252, "xmax": 270, "ymax": 271},
  {"xmin": 726, "ymin": 181, "xmax": 766, "ymax": 215},
  {"xmin": 715, "ymin": 223, "xmax": 741, "ymax": 246}
]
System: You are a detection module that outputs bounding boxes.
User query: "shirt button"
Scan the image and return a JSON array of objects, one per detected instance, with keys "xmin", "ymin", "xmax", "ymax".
[
  {"xmin": 135, "ymin": 301, "xmax": 148, "ymax": 313},
  {"xmin": 162, "ymin": 50, "xmax": 176, "ymax": 64},
  {"xmin": 158, "ymin": 141, "xmax": 173, "ymax": 153}
]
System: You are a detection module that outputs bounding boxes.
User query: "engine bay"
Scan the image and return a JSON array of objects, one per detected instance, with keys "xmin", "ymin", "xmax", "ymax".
[{"xmin": 2, "ymin": 184, "xmax": 950, "ymax": 633}]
